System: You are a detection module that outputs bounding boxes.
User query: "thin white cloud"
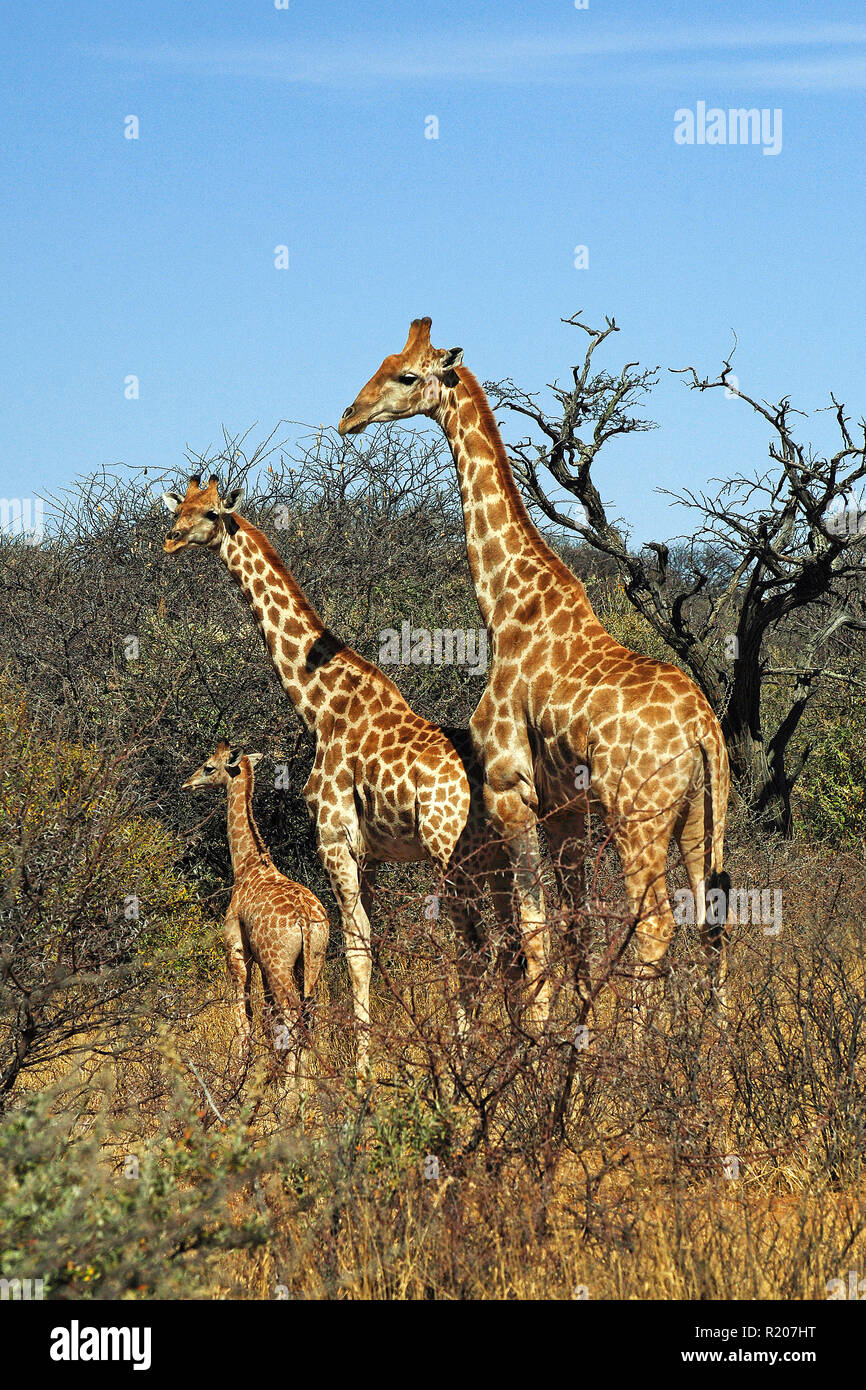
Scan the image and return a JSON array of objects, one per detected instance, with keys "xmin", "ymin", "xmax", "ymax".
[
  {"xmin": 77, "ymin": 24, "xmax": 866, "ymax": 90},
  {"xmin": 651, "ymin": 54, "xmax": 866, "ymax": 91}
]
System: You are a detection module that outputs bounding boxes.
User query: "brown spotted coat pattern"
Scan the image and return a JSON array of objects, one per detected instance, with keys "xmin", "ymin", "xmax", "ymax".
[
  {"xmin": 164, "ymin": 476, "xmax": 509, "ymax": 1072},
  {"xmin": 183, "ymin": 741, "xmax": 329, "ymax": 1071},
  {"xmin": 340, "ymin": 318, "xmax": 732, "ymax": 1022}
]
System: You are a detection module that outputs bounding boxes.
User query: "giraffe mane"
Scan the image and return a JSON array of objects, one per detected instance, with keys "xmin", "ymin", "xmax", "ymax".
[
  {"xmin": 232, "ymin": 515, "xmax": 404, "ymax": 690},
  {"xmin": 455, "ymin": 368, "xmax": 587, "ymax": 594},
  {"xmin": 240, "ymin": 758, "xmax": 270, "ymax": 860},
  {"xmin": 235, "ymin": 516, "xmax": 326, "ymax": 630}
]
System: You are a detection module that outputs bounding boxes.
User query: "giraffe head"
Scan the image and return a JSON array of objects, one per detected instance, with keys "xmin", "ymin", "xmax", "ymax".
[
  {"xmin": 338, "ymin": 317, "xmax": 463, "ymax": 434},
  {"xmin": 162, "ymin": 474, "xmax": 243, "ymax": 553},
  {"xmin": 182, "ymin": 740, "xmax": 262, "ymax": 791}
]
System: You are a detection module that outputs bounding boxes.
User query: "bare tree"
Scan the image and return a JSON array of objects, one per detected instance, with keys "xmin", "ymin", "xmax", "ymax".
[{"xmin": 486, "ymin": 315, "xmax": 866, "ymax": 835}]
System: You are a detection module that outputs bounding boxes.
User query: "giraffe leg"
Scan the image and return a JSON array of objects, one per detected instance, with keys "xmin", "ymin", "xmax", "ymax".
[
  {"xmin": 296, "ymin": 912, "xmax": 329, "ymax": 1069},
  {"xmin": 546, "ymin": 810, "xmax": 591, "ymax": 1021},
  {"xmin": 263, "ymin": 973, "xmax": 303, "ymax": 1082},
  {"xmin": 480, "ymin": 775, "xmax": 550, "ymax": 1029},
  {"xmin": 442, "ymin": 868, "xmax": 488, "ymax": 1048},
  {"xmin": 359, "ymin": 863, "xmax": 378, "ymax": 923},
  {"xmin": 452, "ymin": 840, "xmax": 525, "ymax": 1031},
  {"xmin": 482, "ymin": 844, "xmax": 521, "ymax": 984},
  {"xmin": 225, "ymin": 908, "xmax": 253, "ymax": 1063},
  {"xmin": 614, "ymin": 822, "xmax": 678, "ymax": 1045},
  {"xmin": 318, "ymin": 839, "xmax": 373, "ymax": 1079},
  {"xmin": 484, "ymin": 858, "xmax": 526, "ymax": 1027}
]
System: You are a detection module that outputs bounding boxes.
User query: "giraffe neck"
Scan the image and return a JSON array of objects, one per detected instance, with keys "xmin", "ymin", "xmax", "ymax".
[
  {"xmin": 226, "ymin": 759, "xmax": 270, "ymax": 877},
  {"xmin": 217, "ymin": 516, "xmax": 335, "ymax": 735},
  {"xmin": 435, "ymin": 368, "xmax": 597, "ymax": 629}
]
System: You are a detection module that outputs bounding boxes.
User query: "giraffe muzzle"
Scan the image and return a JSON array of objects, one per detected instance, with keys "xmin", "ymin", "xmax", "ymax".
[
  {"xmin": 163, "ymin": 528, "xmax": 188, "ymax": 552},
  {"xmin": 338, "ymin": 404, "xmax": 367, "ymax": 435}
]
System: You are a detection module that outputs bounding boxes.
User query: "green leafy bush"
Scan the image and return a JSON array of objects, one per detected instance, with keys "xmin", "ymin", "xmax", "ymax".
[
  {"xmin": 795, "ymin": 692, "xmax": 866, "ymax": 849},
  {"xmin": 0, "ymin": 1074, "xmax": 272, "ymax": 1298},
  {"xmin": 0, "ymin": 682, "xmax": 221, "ymax": 1101}
]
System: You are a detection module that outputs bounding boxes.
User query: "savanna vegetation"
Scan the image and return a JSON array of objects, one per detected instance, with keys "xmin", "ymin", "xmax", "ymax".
[{"xmin": 1, "ymin": 327, "xmax": 864, "ymax": 1300}]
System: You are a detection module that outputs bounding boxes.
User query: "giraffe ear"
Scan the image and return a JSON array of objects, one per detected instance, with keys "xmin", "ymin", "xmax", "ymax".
[
  {"xmin": 434, "ymin": 348, "xmax": 463, "ymax": 389},
  {"xmin": 247, "ymin": 753, "xmax": 263, "ymax": 769},
  {"xmin": 162, "ymin": 491, "xmax": 183, "ymax": 513},
  {"xmin": 221, "ymin": 489, "xmax": 243, "ymax": 535}
]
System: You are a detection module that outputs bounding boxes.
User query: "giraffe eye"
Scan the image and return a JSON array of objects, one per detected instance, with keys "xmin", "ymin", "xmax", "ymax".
[
  {"xmin": 398, "ymin": 373, "xmax": 419, "ymax": 385},
  {"xmin": 205, "ymin": 510, "xmax": 219, "ymax": 521},
  {"xmin": 204, "ymin": 765, "xmax": 214, "ymax": 774}
]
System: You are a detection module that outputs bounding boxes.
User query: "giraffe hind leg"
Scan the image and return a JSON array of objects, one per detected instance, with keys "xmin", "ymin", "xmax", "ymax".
[
  {"xmin": 261, "ymin": 976, "xmax": 299, "ymax": 1079},
  {"xmin": 615, "ymin": 819, "xmax": 679, "ymax": 1045},
  {"xmin": 297, "ymin": 913, "xmax": 328, "ymax": 1055}
]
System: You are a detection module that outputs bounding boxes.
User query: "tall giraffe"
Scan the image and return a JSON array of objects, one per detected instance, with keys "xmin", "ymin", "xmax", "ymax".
[
  {"xmin": 163, "ymin": 474, "xmax": 509, "ymax": 1073},
  {"xmin": 183, "ymin": 740, "xmax": 329, "ymax": 1076},
  {"xmin": 339, "ymin": 318, "xmax": 732, "ymax": 1022}
]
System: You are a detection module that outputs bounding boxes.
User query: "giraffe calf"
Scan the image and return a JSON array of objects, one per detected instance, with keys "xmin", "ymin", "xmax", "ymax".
[{"xmin": 183, "ymin": 741, "xmax": 329, "ymax": 1078}]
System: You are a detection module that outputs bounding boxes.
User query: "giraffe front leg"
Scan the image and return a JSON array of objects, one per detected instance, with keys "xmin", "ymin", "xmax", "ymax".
[
  {"xmin": 359, "ymin": 862, "xmax": 378, "ymax": 923},
  {"xmin": 318, "ymin": 838, "xmax": 373, "ymax": 1079},
  {"xmin": 443, "ymin": 878, "xmax": 487, "ymax": 1051},
  {"xmin": 481, "ymin": 779, "xmax": 550, "ymax": 1029},
  {"xmin": 546, "ymin": 811, "xmax": 591, "ymax": 1023},
  {"xmin": 225, "ymin": 908, "xmax": 253, "ymax": 1065},
  {"xmin": 632, "ymin": 943, "xmax": 669, "ymax": 1047}
]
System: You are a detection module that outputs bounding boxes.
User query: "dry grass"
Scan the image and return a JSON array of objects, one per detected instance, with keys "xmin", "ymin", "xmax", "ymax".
[{"xmin": 4, "ymin": 834, "xmax": 865, "ymax": 1301}]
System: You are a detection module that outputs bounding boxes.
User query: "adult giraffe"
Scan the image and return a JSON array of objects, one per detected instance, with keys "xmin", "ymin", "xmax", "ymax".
[
  {"xmin": 163, "ymin": 474, "xmax": 509, "ymax": 1073},
  {"xmin": 339, "ymin": 318, "xmax": 731, "ymax": 1023}
]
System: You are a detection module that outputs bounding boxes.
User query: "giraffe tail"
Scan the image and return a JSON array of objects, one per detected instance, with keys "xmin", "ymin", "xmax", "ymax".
[{"xmin": 700, "ymin": 734, "xmax": 731, "ymax": 939}]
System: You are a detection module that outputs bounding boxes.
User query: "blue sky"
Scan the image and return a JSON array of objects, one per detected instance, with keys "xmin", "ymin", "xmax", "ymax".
[{"xmin": 2, "ymin": 0, "xmax": 865, "ymax": 541}]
